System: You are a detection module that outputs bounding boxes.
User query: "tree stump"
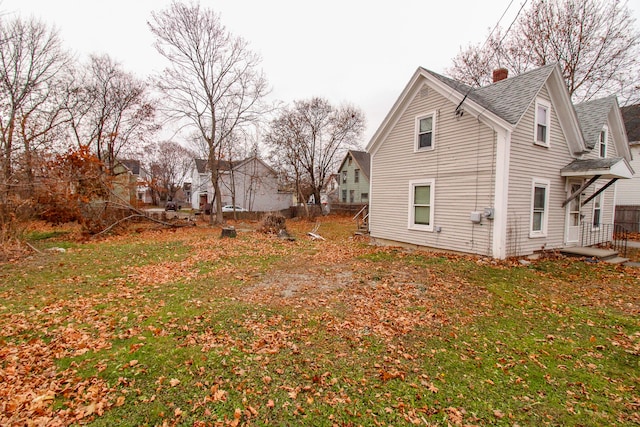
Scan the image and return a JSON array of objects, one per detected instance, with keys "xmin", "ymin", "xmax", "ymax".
[{"xmin": 221, "ymin": 227, "xmax": 237, "ymax": 238}]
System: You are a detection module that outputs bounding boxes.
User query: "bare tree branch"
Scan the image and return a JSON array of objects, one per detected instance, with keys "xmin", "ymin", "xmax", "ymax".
[
  {"xmin": 149, "ymin": 1, "xmax": 270, "ymax": 224},
  {"xmin": 448, "ymin": 0, "xmax": 640, "ymax": 104}
]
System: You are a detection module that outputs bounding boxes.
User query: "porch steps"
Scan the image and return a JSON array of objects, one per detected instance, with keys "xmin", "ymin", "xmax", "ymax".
[
  {"xmin": 355, "ymin": 224, "xmax": 369, "ymax": 235},
  {"xmin": 559, "ymin": 247, "xmax": 629, "ymax": 265}
]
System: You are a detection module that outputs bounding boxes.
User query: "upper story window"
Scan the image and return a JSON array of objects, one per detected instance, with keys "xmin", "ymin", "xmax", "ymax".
[
  {"xmin": 348, "ymin": 156, "xmax": 352, "ymax": 166},
  {"xmin": 415, "ymin": 112, "xmax": 436, "ymax": 151},
  {"xmin": 534, "ymin": 99, "xmax": 551, "ymax": 146},
  {"xmin": 599, "ymin": 126, "xmax": 608, "ymax": 158},
  {"xmin": 354, "ymin": 169, "xmax": 360, "ymax": 183},
  {"xmin": 342, "ymin": 170, "xmax": 347, "ymax": 184}
]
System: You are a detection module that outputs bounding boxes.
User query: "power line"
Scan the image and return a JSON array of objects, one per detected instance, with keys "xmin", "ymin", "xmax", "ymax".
[
  {"xmin": 455, "ymin": 0, "xmax": 529, "ymax": 115},
  {"xmin": 481, "ymin": 0, "xmax": 518, "ymax": 51}
]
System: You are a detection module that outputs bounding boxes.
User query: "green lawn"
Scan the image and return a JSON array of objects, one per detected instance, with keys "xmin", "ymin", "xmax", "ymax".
[{"xmin": 1, "ymin": 217, "xmax": 638, "ymax": 426}]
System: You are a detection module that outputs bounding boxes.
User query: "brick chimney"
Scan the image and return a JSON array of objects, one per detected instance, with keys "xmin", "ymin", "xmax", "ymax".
[{"xmin": 492, "ymin": 68, "xmax": 508, "ymax": 83}]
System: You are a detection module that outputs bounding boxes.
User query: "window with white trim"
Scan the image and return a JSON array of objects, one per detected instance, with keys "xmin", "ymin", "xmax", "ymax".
[
  {"xmin": 354, "ymin": 169, "xmax": 360, "ymax": 183},
  {"xmin": 408, "ymin": 179, "xmax": 434, "ymax": 231},
  {"xmin": 415, "ymin": 113, "xmax": 435, "ymax": 151},
  {"xmin": 592, "ymin": 190, "xmax": 602, "ymax": 229},
  {"xmin": 534, "ymin": 99, "xmax": 551, "ymax": 146},
  {"xmin": 342, "ymin": 170, "xmax": 347, "ymax": 183},
  {"xmin": 599, "ymin": 126, "xmax": 608, "ymax": 158},
  {"xmin": 530, "ymin": 179, "xmax": 550, "ymax": 237}
]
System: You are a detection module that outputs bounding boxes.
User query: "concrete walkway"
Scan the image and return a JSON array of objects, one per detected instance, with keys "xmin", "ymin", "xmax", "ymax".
[
  {"xmin": 560, "ymin": 246, "xmax": 618, "ymax": 258},
  {"xmin": 623, "ymin": 240, "xmax": 640, "ymax": 249}
]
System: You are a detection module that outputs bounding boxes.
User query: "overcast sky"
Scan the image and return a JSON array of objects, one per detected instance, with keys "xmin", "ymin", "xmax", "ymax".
[{"xmin": 3, "ymin": 0, "xmax": 640, "ymax": 146}]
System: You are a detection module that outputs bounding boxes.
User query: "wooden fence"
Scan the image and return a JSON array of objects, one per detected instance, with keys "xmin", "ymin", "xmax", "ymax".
[{"xmin": 615, "ymin": 205, "xmax": 640, "ymax": 232}]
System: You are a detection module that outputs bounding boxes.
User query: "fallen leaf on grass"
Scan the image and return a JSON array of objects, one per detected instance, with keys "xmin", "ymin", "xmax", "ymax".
[
  {"xmin": 379, "ymin": 369, "xmax": 405, "ymax": 382},
  {"xmin": 445, "ymin": 407, "xmax": 464, "ymax": 425},
  {"xmin": 169, "ymin": 378, "xmax": 180, "ymax": 387}
]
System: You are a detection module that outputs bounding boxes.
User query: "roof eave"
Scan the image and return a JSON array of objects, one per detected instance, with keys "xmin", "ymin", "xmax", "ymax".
[
  {"xmin": 366, "ymin": 68, "xmax": 513, "ymax": 155},
  {"xmin": 545, "ymin": 67, "xmax": 588, "ymax": 157},
  {"xmin": 561, "ymin": 158, "xmax": 634, "ymax": 179}
]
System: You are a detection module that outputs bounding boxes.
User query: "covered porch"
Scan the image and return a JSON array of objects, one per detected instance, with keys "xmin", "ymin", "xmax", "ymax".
[{"xmin": 560, "ymin": 157, "xmax": 634, "ymax": 255}]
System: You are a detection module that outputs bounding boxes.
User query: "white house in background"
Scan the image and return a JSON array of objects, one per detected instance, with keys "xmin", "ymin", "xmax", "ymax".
[
  {"xmin": 190, "ymin": 156, "xmax": 291, "ymax": 212},
  {"xmin": 366, "ymin": 64, "xmax": 633, "ymax": 259},
  {"xmin": 616, "ymin": 104, "xmax": 640, "ymax": 231}
]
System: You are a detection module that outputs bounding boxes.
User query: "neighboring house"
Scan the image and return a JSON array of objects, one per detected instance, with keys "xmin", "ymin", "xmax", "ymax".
[
  {"xmin": 616, "ymin": 104, "xmax": 640, "ymax": 231},
  {"xmin": 120, "ymin": 159, "xmax": 153, "ymax": 205},
  {"xmin": 366, "ymin": 64, "xmax": 633, "ymax": 259},
  {"xmin": 190, "ymin": 156, "xmax": 291, "ymax": 212},
  {"xmin": 337, "ymin": 150, "xmax": 371, "ymax": 204}
]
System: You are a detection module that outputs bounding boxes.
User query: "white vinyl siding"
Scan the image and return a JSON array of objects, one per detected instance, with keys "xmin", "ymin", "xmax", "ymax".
[
  {"xmin": 616, "ymin": 145, "xmax": 640, "ymax": 205},
  {"xmin": 369, "ymin": 82, "xmax": 495, "ymax": 256},
  {"xmin": 507, "ymin": 86, "xmax": 568, "ymax": 256}
]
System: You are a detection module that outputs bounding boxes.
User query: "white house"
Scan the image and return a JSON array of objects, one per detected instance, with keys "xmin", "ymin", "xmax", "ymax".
[
  {"xmin": 616, "ymin": 104, "xmax": 640, "ymax": 231},
  {"xmin": 366, "ymin": 64, "xmax": 633, "ymax": 259},
  {"xmin": 190, "ymin": 156, "xmax": 291, "ymax": 212}
]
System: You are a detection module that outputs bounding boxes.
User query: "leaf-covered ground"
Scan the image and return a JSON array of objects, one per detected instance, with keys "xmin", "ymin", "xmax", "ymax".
[{"xmin": 1, "ymin": 217, "xmax": 639, "ymax": 426}]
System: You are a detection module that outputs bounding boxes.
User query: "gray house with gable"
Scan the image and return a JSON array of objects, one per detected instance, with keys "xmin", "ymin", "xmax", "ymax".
[
  {"xmin": 366, "ymin": 64, "xmax": 633, "ymax": 259},
  {"xmin": 337, "ymin": 150, "xmax": 371, "ymax": 204}
]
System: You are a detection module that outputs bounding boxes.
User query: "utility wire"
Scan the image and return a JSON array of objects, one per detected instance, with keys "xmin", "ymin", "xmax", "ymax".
[{"xmin": 456, "ymin": 0, "xmax": 529, "ymax": 114}]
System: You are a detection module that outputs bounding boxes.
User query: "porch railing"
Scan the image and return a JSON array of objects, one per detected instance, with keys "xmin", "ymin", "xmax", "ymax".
[
  {"xmin": 353, "ymin": 204, "xmax": 369, "ymax": 233},
  {"xmin": 580, "ymin": 222, "xmax": 629, "ymax": 257}
]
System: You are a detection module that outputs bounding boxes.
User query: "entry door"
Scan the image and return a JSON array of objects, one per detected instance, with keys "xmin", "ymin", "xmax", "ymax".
[{"xmin": 565, "ymin": 181, "xmax": 582, "ymax": 244}]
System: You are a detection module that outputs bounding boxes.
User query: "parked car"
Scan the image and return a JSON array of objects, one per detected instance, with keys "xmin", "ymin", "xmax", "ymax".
[
  {"xmin": 165, "ymin": 201, "xmax": 178, "ymax": 211},
  {"xmin": 221, "ymin": 205, "xmax": 248, "ymax": 212}
]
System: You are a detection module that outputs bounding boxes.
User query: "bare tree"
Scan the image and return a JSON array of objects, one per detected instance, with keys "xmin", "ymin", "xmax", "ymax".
[
  {"xmin": 0, "ymin": 16, "xmax": 69, "ymax": 194},
  {"xmin": 448, "ymin": 0, "xmax": 640, "ymax": 104},
  {"xmin": 266, "ymin": 97, "xmax": 365, "ymax": 207},
  {"xmin": 145, "ymin": 140, "xmax": 194, "ymax": 203},
  {"xmin": 149, "ymin": 1, "xmax": 270, "ymax": 224},
  {"xmin": 65, "ymin": 54, "xmax": 158, "ymax": 174}
]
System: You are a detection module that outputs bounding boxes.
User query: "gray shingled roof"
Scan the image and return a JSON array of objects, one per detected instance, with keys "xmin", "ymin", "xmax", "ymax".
[
  {"xmin": 473, "ymin": 64, "xmax": 556, "ymax": 125},
  {"xmin": 574, "ymin": 96, "xmax": 617, "ymax": 149},
  {"xmin": 423, "ymin": 63, "xmax": 556, "ymax": 126},
  {"xmin": 561, "ymin": 157, "xmax": 624, "ymax": 173},
  {"xmin": 349, "ymin": 150, "xmax": 371, "ymax": 180},
  {"xmin": 194, "ymin": 158, "xmax": 208, "ymax": 174},
  {"xmin": 120, "ymin": 159, "xmax": 140, "ymax": 175},
  {"xmin": 621, "ymin": 103, "xmax": 640, "ymax": 143},
  {"xmin": 194, "ymin": 158, "xmax": 237, "ymax": 173}
]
